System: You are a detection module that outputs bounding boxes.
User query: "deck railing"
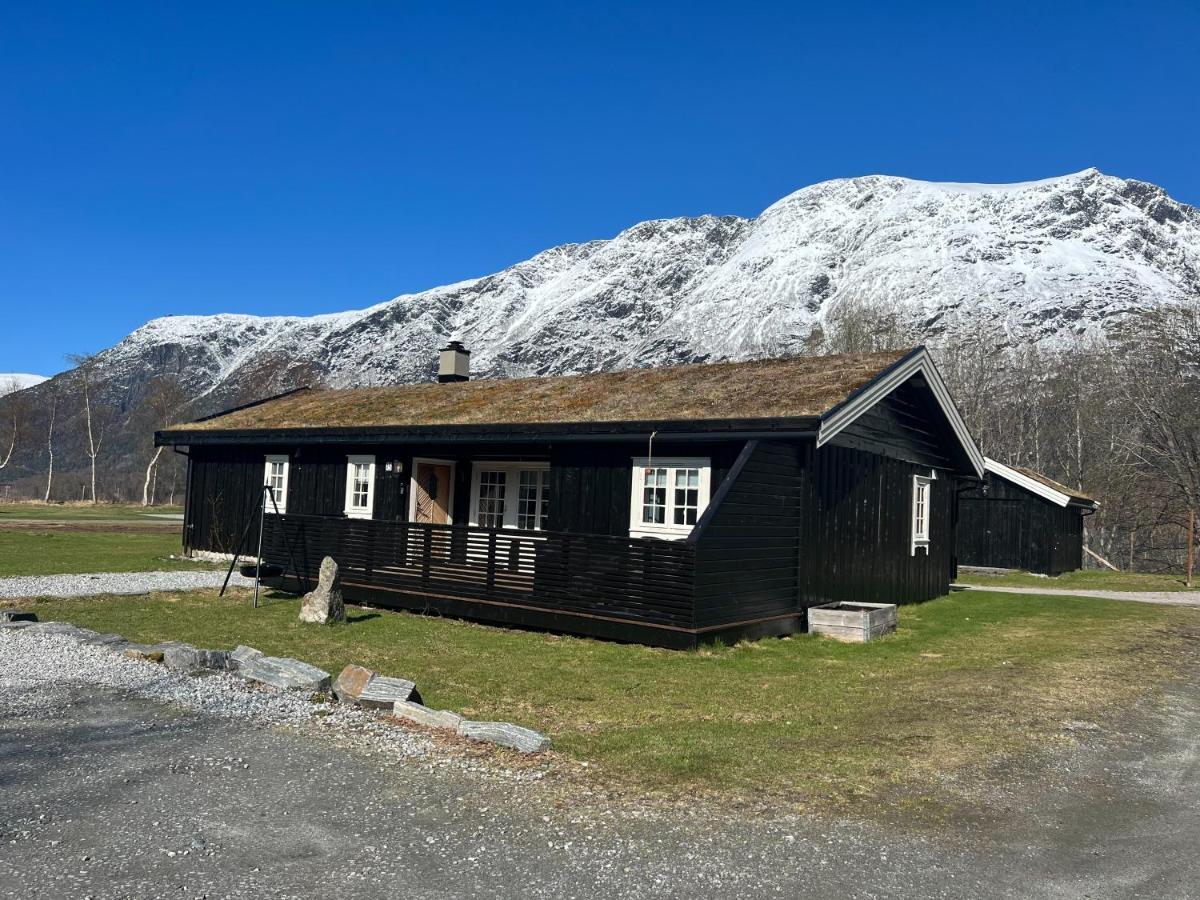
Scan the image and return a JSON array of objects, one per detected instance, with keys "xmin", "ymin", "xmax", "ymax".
[{"xmin": 261, "ymin": 513, "xmax": 696, "ymax": 629}]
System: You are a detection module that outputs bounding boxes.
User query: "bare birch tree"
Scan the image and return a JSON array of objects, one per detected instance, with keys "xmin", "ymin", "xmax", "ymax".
[
  {"xmin": 43, "ymin": 383, "xmax": 59, "ymax": 502},
  {"xmin": 66, "ymin": 353, "xmax": 113, "ymax": 504},
  {"xmin": 138, "ymin": 375, "xmax": 188, "ymax": 506},
  {"xmin": 0, "ymin": 377, "xmax": 31, "ymax": 471}
]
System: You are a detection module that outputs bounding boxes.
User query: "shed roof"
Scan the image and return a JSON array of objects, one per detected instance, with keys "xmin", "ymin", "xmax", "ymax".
[
  {"xmin": 168, "ymin": 349, "xmax": 912, "ymax": 433},
  {"xmin": 983, "ymin": 458, "xmax": 1098, "ymax": 507}
]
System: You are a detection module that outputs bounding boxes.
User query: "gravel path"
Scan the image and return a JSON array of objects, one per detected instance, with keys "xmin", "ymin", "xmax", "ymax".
[
  {"xmin": 961, "ymin": 583, "xmax": 1200, "ymax": 607},
  {"xmin": 0, "ymin": 569, "xmax": 254, "ymax": 599}
]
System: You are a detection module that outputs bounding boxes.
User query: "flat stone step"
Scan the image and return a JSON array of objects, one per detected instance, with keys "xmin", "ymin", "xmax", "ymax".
[
  {"xmin": 457, "ymin": 720, "xmax": 550, "ymax": 754},
  {"xmin": 242, "ymin": 656, "xmax": 331, "ymax": 693}
]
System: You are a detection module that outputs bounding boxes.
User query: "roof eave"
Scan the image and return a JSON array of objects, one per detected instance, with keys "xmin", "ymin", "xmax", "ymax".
[{"xmin": 983, "ymin": 457, "xmax": 1095, "ymax": 507}]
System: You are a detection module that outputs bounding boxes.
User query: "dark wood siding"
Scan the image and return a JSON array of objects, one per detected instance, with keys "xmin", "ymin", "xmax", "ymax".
[
  {"xmin": 547, "ymin": 441, "xmax": 741, "ymax": 537},
  {"xmin": 692, "ymin": 441, "xmax": 804, "ymax": 630},
  {"xmin": 797, "ymin": 443, "xmax": 956, "ymax": 609},
  {"xmin": 957, "ymin": 473, "xmax": 1087, "ymax": 575},
  {"xmin": 828, "ymin": 378, "xmax": 956, "ymax": 469}
]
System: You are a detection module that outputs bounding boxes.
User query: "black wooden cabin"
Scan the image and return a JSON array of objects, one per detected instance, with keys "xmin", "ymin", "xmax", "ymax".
[
  {"xmin": 157, "ymin": 346, "xmax": 985, "ymax": 648},
  {"xmin": 956, "ymin": 458, "xmax": 1098, "ymax": 576}
]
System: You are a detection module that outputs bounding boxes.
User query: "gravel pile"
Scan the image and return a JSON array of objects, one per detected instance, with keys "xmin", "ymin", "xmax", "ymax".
[{"xmin": 0, "ymin": 569, "xmax": 254, "ymax": 599}]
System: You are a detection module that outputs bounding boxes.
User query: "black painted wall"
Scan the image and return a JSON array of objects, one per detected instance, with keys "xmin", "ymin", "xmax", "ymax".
[{"xmin": 957, "ymin": 473, "xmax": 1086, "ymax": 575}]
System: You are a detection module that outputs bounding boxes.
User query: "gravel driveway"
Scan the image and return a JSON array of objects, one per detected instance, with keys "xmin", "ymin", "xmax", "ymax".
[
  {"xmin": 0, "ymin": 569, "xmax": 253, "ymax": 599},
  {"xmin": 3, "ymin": 629, "xmax": 1200, "ymax": 898},
  {"xmin": 961, "ymin": 583, "xmax": 1200, "ymax": 607}
]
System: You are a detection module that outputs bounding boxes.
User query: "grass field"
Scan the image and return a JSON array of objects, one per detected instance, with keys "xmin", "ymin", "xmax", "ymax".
[
  {"xmin": 0, "ymin": 502, "xmax": 183, "ymax": 522},
  {"xmin": 0, "ymin": 530, "xmax": 209, "ymax": 577},
  {"xmin": 18, "ymin": 587, "xmax": 1198, "ymax": 804},
  {"xmin": 958, "ymin": 568, "xmax": 1196, "ymax": 592}
]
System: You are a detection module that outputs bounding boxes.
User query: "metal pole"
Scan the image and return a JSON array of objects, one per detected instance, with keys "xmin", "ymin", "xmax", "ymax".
[{"xmin": 253, "ymin": 485, "xmax": 267, "ymax": 609}]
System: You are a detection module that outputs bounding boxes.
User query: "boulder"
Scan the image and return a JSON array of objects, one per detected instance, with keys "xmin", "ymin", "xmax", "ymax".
[
  {"xmin": 298, "ymin": 557, "xmax": 345, "ymax": 625},
  {"xmin": 457, "ymin": 721, "xmax": 551, "ymax": 754},
  {"xmin": 332, "ymin": 664, "xmax": 374, "ymax": 704},
  {"xmin": 122, "ymin": 647, "xmax": 165, "ymax": 663},
  {"xmin": 241, "ymin": 656, "xmax": 331, "ymax": 692},
  {"xmin": 163, "ymin": 645, "xmax": 201, "ymax": 672},
  {"xmin": 0, "ymin": 610, "xmax": 37, "ymax": 623},
  {"xmin": 229, "ymin": 645, "xmax": 265, "ymax": 672},
  {"xmin": 359, "ymin": 675, "xmax": 422, "ymax": 710},
  {"xmin": 332, "ymin": 665, "xmax": 421, "ymax": 709},
  {"xmin": 391, "ymin": 700, "xmax": 463, "ymax": 732}
]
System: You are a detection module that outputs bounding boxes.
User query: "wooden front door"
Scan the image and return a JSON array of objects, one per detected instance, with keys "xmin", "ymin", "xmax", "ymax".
[{"xmin": 413, "ymin": 462, "xmax": 452, "ymax": 525}]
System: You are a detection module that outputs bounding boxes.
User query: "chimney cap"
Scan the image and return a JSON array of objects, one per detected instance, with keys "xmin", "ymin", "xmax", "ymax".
[{"xmin": 440, "ymin": 340, "xmax": 470, "ymax": 355}]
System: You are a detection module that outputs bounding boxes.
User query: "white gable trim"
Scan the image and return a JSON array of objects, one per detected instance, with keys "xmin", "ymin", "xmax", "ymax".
[
  {"xmin": 983, "ymin": 457, "xmax": 1091, "ymax": 508},
  {"xmin": 816, "ymin": 348, "xmax": 985, "ymax": 479}
]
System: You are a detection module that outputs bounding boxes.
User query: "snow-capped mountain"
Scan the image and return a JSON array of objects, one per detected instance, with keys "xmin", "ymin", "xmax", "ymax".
[
  {"xmin": 81, "ymin": 168, "xmax": 1199, "ymax": 404},
  {"xmin": 0, "ymin": 374, "xmax": 47, "ymax": 395}
]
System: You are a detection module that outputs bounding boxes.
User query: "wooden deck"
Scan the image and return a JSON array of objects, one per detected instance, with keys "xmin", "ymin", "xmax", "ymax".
[{"xmin": 261, "ymin": 513, "xmax": 696, "ymax": 635}]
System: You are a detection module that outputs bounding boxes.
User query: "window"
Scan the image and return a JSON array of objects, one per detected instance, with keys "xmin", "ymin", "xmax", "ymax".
[
  {"xmin": 629, "ymin": 457, "xmax": 711, "ymax": 539},
  {"xmin": 344, "ymin": 455, "xmax": 375, "ymax": 519},
  {"xmin": 911, "ymin": 474, "xmax": 932, "ymax": 555},
  {"xmin": 469, "ymin": 463, "xmax": 550, "ymax": 531},
  {"xmin": 263, "ymin": 455, "xmax": 289, "ymax": 513}
]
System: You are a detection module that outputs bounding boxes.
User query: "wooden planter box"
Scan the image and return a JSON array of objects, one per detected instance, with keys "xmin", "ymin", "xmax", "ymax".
[{"xmin": 807, "ymin": 602, "xmax": 897, "ymax": 642}]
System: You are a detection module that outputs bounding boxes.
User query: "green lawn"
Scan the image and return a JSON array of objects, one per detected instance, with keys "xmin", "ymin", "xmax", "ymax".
[
  {"xmin": 17, "ymin": 587, "xmax": 1198, "ymax": 804},
  {"xmin": 0, "ymin": 502, "xmax": 183, "ymax": 522},
  {"xmin": 958, "ymin": 568, "xmax": 1197, "ymax": 592},
  {"xmin": 0, "ymin": 530, "xmax": 210, "ymax": 577}
]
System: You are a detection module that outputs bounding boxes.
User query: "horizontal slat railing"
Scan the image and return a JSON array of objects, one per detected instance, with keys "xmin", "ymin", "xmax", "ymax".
[{"xmin": 262, "ymin": 513, "xmax": 695, "ymax": 629}]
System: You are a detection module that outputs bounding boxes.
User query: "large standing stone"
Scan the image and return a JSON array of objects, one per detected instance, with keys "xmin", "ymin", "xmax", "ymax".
[
  {"xmin": 298, "ymin": 557, "xmax": 345, "ymax": 625},
  {"xmin": 241, "ymin": 656, "xmax": 331, "ymax": 692},
  {"xmin": 457, "ymin": 720, "xmax": 551, "ymax": 754}
]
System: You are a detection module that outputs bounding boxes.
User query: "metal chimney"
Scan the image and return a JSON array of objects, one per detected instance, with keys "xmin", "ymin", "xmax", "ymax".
[{"xmin": 437, "ymin": 341, "xmax": 470, "ymax": 383}]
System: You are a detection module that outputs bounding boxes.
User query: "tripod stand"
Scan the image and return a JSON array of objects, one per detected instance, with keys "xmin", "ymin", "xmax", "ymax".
[{"xmin": 219, "ymin": 484, "xmax": 306, "ymax": 608}]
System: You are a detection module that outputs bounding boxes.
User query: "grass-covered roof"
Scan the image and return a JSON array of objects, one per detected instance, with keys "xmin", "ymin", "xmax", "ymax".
[{"xmin": 171, "ymin": 349, "xmax": 912, "ymax": 433}]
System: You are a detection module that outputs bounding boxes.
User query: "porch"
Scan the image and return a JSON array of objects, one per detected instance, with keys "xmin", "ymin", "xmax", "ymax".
[{"xmin": 261, "ymin": 513, "xmax": 701, "ymax": 645}]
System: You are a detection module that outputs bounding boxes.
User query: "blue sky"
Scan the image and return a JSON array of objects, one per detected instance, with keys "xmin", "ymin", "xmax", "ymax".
[{"xmin": 2, "ymin": 1, "xmax": 1197, "ymax": 376}]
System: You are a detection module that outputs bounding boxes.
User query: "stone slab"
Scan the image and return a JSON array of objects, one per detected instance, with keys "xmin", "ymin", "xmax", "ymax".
[
  {"xmin": 457, "ymin": 720, "xmax": 550, "ymax": 754},
  {"xmin": 332, "ymin": 664, "xmax": 374, "ymax": 704},
  {"xmin": 359, "ymin": 675, "xmax": 421, "ymax": 710},
  {"xmin": 391, "ymin": 701, "xmax": 464, "ymax": 732},
  {"xmin": 242, "ymin": 656, "xmax": 331, "ymax": 693},
  {"xmin": 84, "ymin": 633, "xmax": 127, "ymax": 648},
  {"xmin": 229, "ymin": 645, "xmax": 264, "ymax": 672},
  {"xmin": 163, "ymin": 645, "xmax": 201, "ymax": 672}
]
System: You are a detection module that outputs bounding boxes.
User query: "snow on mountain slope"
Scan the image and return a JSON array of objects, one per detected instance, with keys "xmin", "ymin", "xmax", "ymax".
[
  {"xmin": 0, "ymin": 374, "xmax": 48, "ymax": 395},
  {"xmin": 88, "ymin": 168, "xmax": 1200, "ymax": 401}
]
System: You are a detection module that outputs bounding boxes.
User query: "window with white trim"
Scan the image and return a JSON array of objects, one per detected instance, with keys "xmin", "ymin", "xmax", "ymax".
[
  {"xmin": 911, "ymin": 474, "xmax": 932, "ymax": 555},
  {"xmin": 629, "ymin": 457, "xmax": 711, "ymax": 540},
  {"xmin": 469, "ymin": 463, "xmax": 550, "ymax": 531},
  {"xmin": 344, "ymin": 455, "xmax": 375, "ymax": 519},
  {"xmin": 263, "ymin": 455, "xmax": 289, "ymax": 513}
]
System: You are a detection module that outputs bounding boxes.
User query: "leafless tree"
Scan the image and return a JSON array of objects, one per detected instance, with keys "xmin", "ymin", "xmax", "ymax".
[
  {"xmin": 66, "ymin": 353, "xmax": 114, "ymax": 504},
  {"xmin": 43, "ymin": 383, "xmax": 60, "ymax": 502},
  {"xmin": 0, "ymin": 377, "xmax": 31, "ymax": 470},
  {"xmin": 137, "ymin": 375, "xmax": 189, "ymax": 506},
  {"xmin": 804, "ymin": 298, "xmax": 922, "ymax": 356}
]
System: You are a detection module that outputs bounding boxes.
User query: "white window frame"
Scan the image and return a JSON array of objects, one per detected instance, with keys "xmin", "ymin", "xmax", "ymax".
[
  {"xmin": 629, "ymin": 456, "xmax": 711, "ymax": 540},
  {"xmin": 344, "ymin": 454, "xmax": 376, "ymax": 520},
  {"xmin": 468, "ymin": 461, "xmax": 550, "ymax": 531},
  {"xmin": 263, "ymin": 454, "xmax": 290, "ymax": 514},
  {"xmin": 911, "ymin": 472, "xmax": 934, "ymax": 555}
]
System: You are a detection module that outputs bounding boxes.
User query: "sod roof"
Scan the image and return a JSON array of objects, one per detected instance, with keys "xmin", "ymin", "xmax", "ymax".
[
  {"xmin": 1010, "ymin": 466, "xmax": 1097, "ymax": 505},
  {"xmin": 170, "ymin": 349, "xmax": 913, "ymax": 433}
]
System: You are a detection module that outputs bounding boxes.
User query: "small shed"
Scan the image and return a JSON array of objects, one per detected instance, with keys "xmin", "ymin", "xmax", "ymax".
[{"xmin": 957, "ymin": 458, "xmax": 1098, "ymax": 576}]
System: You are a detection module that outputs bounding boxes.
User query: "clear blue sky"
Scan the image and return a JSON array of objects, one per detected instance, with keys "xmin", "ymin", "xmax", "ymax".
[{"xmin": 2, "ymin": 1, "xmax": 1197, "ymax": 376}]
